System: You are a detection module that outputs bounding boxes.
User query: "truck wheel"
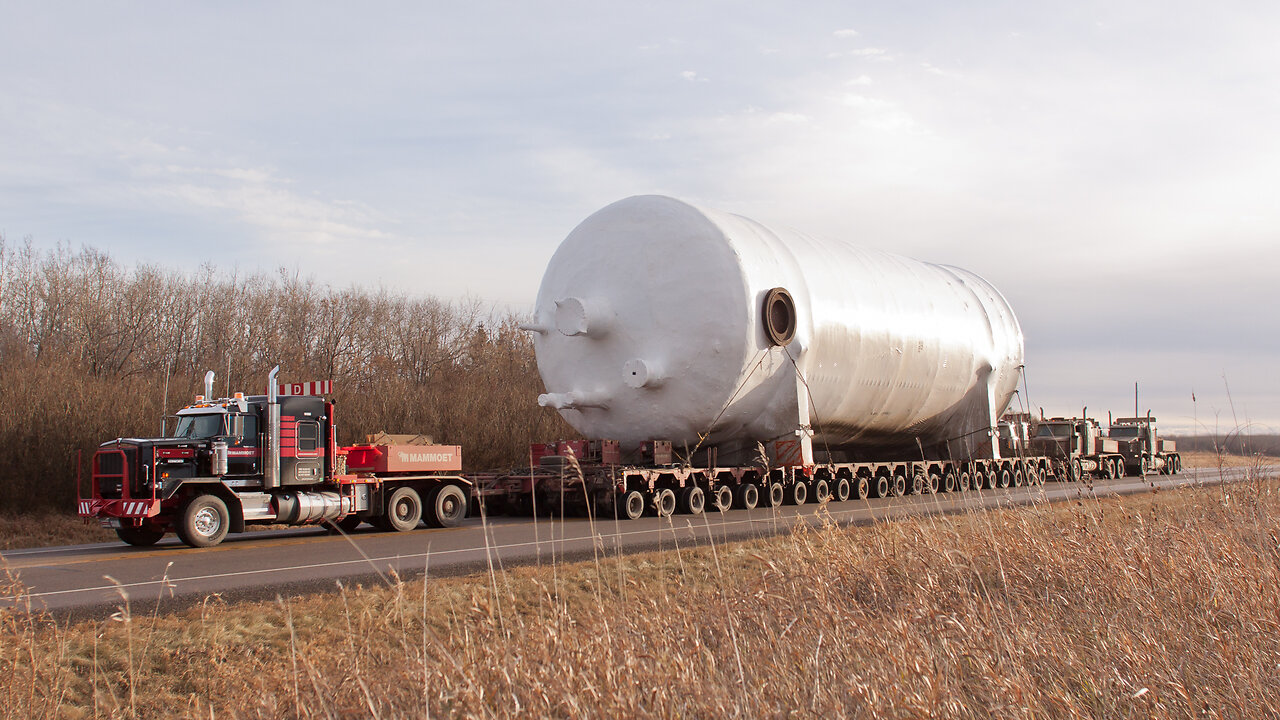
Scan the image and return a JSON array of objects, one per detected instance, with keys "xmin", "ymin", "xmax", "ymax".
[
  {"xmin": 886, "ymin": 473, "xmax": 902, "ymax": 497},
  {"xmin": 833, "ymin": 477, "xmax": 851, "ymax": 502},
  {"xmin": 384, "ymin": 486, "xmax": 423, "ymax": 532},
  {"xmin": 339, "ymin": 515, "xmax": 364, "ymax": 532},
  {"xmin": 654, "ymin": 488, "xmax": 677, "ymax": 517},
  {"xmin": 766, "ymin": 483, "xmax": 785, "ymax": 507},
  {"xmin": 872, "ymin": 475, "xmax": 889, "ymax": 498},
  {"xmin": 678, "ymin": 486, "xmax": 706, "ymax": 514},
  {"xmin": 958, "ymin": 471, "xmax": 971, "ymax": 491},
  {"xmin": 176, "ymin": 494, "xmax": 229, "ymax": 548},
  {"xmin": 618, "ymin": 490, "xmax": 645, "ymax": 520},
  {"xmin": 735, "ymin": 483, "xmax": 760, "ymax": 509},
  {"xmin": 998, "ymin": 469, "xmax": 1012, "ymax": 488},
  {"xmin": 116, "ymin": 524, "xmax": 165, "ymax": 546},
  {"xmin": 813, "ymin": 479, "xmax": 831, "ymax": 503},
  {"xmin": 1071, "ymin": 459, "xmax": 1083, "ymax": 482},
  {"xmin": 425, "ymin": 485, "xmax": 467, "ymax": 528},
  {"xmin": 1012, "ymin": 467, "xmax": 1025, "ymax": 488},
  {"xmin": 788, "ymin": 481, "xmax": 808, "ymax": 505},
  {"xmin": 929, "ymin": 472, "xmax": 942, "ymax": 494},
  {"xmin": 712, "ymin": 485, "xmax": 734, "ymax": 512},
  {"xmin": 854, "ymin": 475, "xmax": 871, "ymax": 500},
  {"xmin": 910, "ymin": 473, "xmax": 925, "ymax": 495}
]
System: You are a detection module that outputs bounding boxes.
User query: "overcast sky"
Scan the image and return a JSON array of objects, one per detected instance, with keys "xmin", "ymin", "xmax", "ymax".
[{"xmin": 2, "ymin": 2, "xmax": 1276, "ymax": 436}]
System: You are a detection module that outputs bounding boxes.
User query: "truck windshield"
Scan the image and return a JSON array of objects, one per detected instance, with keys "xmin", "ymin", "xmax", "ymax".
[
  {"xmin": 1110, "ymin": 427, "xmax": 1140, "ymax": 438},
  {"xmin": 1036, "ymin": 424, "xmax": 1072, "ymax": 438},
  {"xmin": 173, "ymin": 414, "xmax": 224, "ymax": 439}
]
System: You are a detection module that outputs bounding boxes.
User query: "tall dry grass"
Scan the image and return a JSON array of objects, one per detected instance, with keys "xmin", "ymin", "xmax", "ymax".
[
  {"xmin": 2, "ymin": 473, "xmax": 1277, "ymax": 718},
  {"xmin": 0, "ymin": 236, "xmax": 570, "ymax": 511}
]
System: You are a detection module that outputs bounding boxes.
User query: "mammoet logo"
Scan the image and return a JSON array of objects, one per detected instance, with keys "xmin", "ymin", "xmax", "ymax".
[{"xmin": 397, "ymin": 451, "xmax": 455, "ymax": 464}]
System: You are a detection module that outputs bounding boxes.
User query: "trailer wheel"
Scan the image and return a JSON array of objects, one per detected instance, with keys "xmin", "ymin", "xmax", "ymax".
[
  {"xmin": 928, "ymin": 472, "xmax": 942, "ymax": 494},
  {"xmin": 997, "ymin": 469, "xmax": 1011, "ymax": 489},
  {"xmin": 910, "ymin": 473, "xmax": 925, "ymax": 495},
  {"xmin": 787, "ymin": 481, "xmax": 808, "ymax": 505},
  {"xmin": 116, "ymin": 524, "xmax": 165, "ymax": 547},
  {"xmin": 678, "ymin": 486, "xmax": 706, "ymax": 514},
  {"xmin": 855, "ymin": 475, "xmax": 871, "ymax": 500},
  {"xmin": 1012, "ymin": 467, "xmax": 1025, "ymax": 488},
  {"xmin": 872, "ymin": 474, "xmax": 889, "ymax": 498},
  {"xmin": 654, "ymin": 488, "xmax": 677, "ymax": 517},
  {"xmin": 384, "ymin": 486, "xmax": 423, "ymax": 532},
  {"xmin": 767, "ymin": 483, "xmax": 785, "ymax": 507},
  {"xmin": 712, "ymin": 485, "xmax": 733, "ymax": 512},
  {"xmin": 958, "ymin": 471, "xmax": 971, "ymax": 491},
  {"xmin": 813, "ymin": 479, "xmax": 831, "ymax": 503},
  {"xmin": 942, "ymin": 471, "xmax": 956, "ymax": 493},
  {"xmin": 618, "ymin": 490, "xmax": 645, "ymax": 520},
  {"xmin": 891, "ymin": 473, "xmax": 907, "ymax": 497},
  {"xmin": 833, "ymin": 477, "xmax": 851, "ymax": 503},
  {"xmin": 735, "ymin": 483, "xmax": 760, "ymax": 509},
  {"xmin": 176, "ymin": 494, "xmax": 229, "ymax": 548},
  {"xmin": 425, "ymin": 485, "xmax": 467, "ymax": 528},
  {"xmin": 985, "ymin": 469, "xmax": 998, "ymax": 489}
]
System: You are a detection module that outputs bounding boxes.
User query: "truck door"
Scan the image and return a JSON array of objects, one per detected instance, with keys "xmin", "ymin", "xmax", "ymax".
[{"xmin": 227, "ymin": 412, "xmax": 261, "ymax": 476}]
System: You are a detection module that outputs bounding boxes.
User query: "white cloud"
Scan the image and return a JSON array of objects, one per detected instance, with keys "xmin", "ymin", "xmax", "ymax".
[{"xmin": 834, "ymin": 28, "xmax": 859, "ymax": 39}]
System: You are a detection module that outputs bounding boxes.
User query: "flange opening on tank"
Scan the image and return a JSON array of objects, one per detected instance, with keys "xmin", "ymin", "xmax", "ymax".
[{"xmin": 763, "ymin": 287, "xmax": 797, "ymax": 347}]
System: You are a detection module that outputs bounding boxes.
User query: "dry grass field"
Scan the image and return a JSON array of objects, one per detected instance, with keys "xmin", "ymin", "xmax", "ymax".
[
  {"xmin": 2, "ymin": 464, "xmax": 1278, "ymax": 719},
  {"xmin": 0, "ymin": 513, "xmax": 113, "ymax": 550}
]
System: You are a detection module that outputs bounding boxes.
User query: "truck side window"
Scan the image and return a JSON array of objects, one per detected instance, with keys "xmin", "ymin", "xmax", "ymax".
[
  {"xmin": 298, "ymin": 421, "xmax": 320, "ymax": 453},
  {"xmin": 242, "ymin": 414, "xmax": 259, "ymax": 445}
]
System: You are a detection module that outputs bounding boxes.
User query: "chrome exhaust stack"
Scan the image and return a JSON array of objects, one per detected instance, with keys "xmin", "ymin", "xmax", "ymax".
[
  {"xmin": 203, "ymin": 370, "xmax": 215, "ymax": 399},
  {"xmin": 264, "ymin": 365, "xmax": 281, "ymax": 490}
]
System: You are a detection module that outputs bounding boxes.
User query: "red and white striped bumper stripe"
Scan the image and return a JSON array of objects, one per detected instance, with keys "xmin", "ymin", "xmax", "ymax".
[{"xmin": 78, "ymin": 499, "xmax": 157, "ymax": 518}]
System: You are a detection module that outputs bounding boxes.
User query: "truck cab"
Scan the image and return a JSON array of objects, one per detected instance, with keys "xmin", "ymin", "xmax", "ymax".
[
  {"xmin": 1109, "ymin": 416, "xmax": 1181, "ymax": 475},
  {"xmin": 1030, "ymin": 416, "xmax": 1125, "ymax": 480},
  {"xmin": 79, "ymin": 366, "xmax": 470, "ymax": 548}
]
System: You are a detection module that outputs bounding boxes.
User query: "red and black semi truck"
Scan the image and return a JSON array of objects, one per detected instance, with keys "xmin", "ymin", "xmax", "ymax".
[{"xmin": 78, "ymin": 366, "xmax": 470, "ymax": 547}]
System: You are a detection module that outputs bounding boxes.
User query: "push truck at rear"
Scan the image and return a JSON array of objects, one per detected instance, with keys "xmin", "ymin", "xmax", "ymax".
[{"xmin": 78, "ymin": 366, "xmax": 471, "ymax": 548}]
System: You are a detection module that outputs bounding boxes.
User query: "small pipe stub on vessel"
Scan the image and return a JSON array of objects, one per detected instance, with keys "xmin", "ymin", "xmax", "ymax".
[
  {"xmin": 622, "ymin": 358, "xmax": 663, "ymax": 389},
  {"xmin": 539, "ymin": 390, "xmax": 611, "ymax": 411},
  {"xmin": 554, "ymin": 296, "xmax": 612, "ymax": 337},
  {"xmin": 762, "ymin": 287, "xmax": 797, "ymax": 346}
]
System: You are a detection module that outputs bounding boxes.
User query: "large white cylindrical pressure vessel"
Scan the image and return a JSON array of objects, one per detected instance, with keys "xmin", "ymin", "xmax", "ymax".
[{"xmin": 527, "ymin": 195, "xmax": 1024, "ymax": 462}]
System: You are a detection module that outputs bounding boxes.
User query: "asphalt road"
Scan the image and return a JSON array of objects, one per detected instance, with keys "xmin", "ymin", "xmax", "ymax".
[{"xmin": 2, "ymin": 465, "xmax": 1266, "ymax": 619}]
